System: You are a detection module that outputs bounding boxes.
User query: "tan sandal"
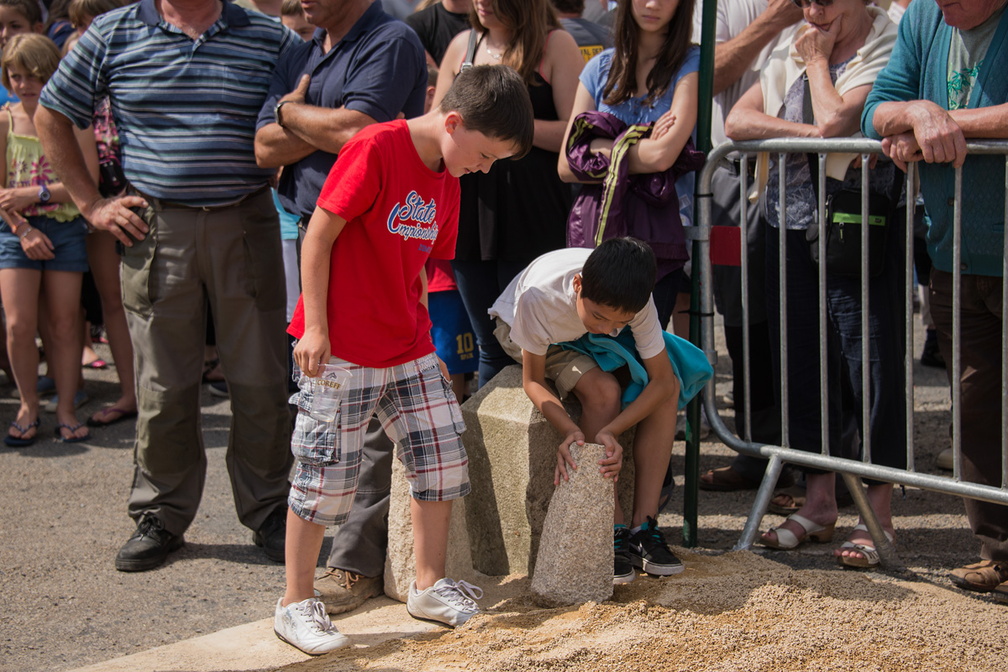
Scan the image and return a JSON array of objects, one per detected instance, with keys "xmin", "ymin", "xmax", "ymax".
[
  {"xmin": 760, "ymin": 513, "xmax": 835, "ymax": 550},
  {"xmin": 950, "ymin": 560, "xmax": 1008, "ymax": 592}
]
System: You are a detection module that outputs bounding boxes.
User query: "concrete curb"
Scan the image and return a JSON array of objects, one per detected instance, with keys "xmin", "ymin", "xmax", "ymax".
[{"xmin": 66, "ymin": 597, "xmax": 437, "ymax": 672}]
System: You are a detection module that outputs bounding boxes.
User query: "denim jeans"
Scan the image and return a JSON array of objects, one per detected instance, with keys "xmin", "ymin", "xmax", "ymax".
[
  {"xmin": 451, "ymin": 258, "xmax": 527, "ymax": 387},
  {"xmin": 765, "ymin": 227, "xmax": 906, "ymax": 471}
]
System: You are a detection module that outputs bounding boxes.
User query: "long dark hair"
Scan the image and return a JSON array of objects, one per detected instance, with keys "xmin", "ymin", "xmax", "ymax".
[
  {"xmin": 468, "ymin": 0, "xmax": 561, "ymax": 85},
  {"xmin": 603, "ymin": 0, "xmax": 697, "ymax": 107}
]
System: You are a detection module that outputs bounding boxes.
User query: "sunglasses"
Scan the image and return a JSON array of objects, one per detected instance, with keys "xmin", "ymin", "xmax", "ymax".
[{"xmin": 791, "ymin": 0, "xmax": 835, "ymax": 7}]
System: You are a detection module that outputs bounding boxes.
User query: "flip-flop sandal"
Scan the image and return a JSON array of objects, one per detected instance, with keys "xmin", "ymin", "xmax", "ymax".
[
  {"xmin": 55, "ymin": 422, "xmax": 90, "ymax": 444},
  {"xmin": 760, "ymin": 513, "xmax": 835, "ymax": 550},
  {"xmin": 768, "ymin": 485, "xmax": 806, "ymax": 515},
  {"xmin": 4, "ymin": 418, "xmax": 40, "ymax": 447},
  {"xmin": 86, "ymin": 406, "xmax": 138, "ymax": 428},
  {"xmin": 769, "ymin": 483, "xmax": 855, "ymax": 515},
  {"xmin": 202, "ymin": 358, "xmax": 225, "ymax": 383},
  {"xmin": 836, "ymin": 524, "xmax": 895, "ymax": 568},
  {"xmin": 700, "ymin": 466, "xmax": 761, "ymax": 492},
  {"xmin": 83, "ymin": 359, "xmax": 108, "ymax": 370}
]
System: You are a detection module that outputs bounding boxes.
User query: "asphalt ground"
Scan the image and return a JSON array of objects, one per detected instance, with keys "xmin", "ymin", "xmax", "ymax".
[{"xmin": 0, "ymin": 317, "xmax": 987, "ymax": 672}]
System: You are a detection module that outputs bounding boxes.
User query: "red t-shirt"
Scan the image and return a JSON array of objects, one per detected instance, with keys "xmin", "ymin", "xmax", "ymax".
[
  {"xmin": 287, "ymin": 120, "xmax": 460, "ymax": 368},
  {"xmin": 425, "ymin": 258, "xmax": 458, "ymax": 293}
]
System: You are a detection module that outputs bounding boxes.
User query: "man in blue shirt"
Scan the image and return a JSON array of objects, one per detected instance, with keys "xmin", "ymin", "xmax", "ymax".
[
  {"xmin": 36, "ymin": 0, "xmax": 299, "ymax": 572},
  {"xmin": 255, "ymin": 0, "xmax": 426, "ymax": 616}
]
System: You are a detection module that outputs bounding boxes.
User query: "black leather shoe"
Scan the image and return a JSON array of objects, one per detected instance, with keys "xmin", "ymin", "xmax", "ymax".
[
  {"xmin": 115, "ymin": 514, "xmax": 184, "ymax": 572},
  {"xmin": 253, "ymin": 507, "xmax": 286, "ymax": 563}
]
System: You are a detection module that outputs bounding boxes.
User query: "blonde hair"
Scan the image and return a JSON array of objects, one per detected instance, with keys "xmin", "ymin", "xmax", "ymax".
[
  {"xmin": 280, "ymin": 0, "xmax": 304, "ymax": 18},
  {"xmin": 1, "ymin": 34, "xmax": 61, "ymax": 93}
]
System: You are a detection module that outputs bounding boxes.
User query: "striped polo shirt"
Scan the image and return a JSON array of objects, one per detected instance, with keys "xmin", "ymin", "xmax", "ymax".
[{"xmin": 40, "ymin": 0, "xmax": 297, "ymax": 207}]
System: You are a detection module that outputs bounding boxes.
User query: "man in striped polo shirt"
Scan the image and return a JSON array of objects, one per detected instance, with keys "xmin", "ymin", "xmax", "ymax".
[{"xmin": 36, "ymin": 0, "xmax": 299, "ymax": 572}]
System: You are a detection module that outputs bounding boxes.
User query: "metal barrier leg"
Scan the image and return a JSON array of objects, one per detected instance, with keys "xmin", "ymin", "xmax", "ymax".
[
  {"xmin": 839, "ymin": 472, "xmax": 900, "ymax": 568},
  {"xmin": 734, "ymin": 453, "xmax": 785, "ymax": 551}
]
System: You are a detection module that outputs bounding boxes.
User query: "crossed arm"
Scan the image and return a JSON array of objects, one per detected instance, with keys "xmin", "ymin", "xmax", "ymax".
[{"xmin": 254, "ymin": 74, "xmax": 379, "ymax": 168}]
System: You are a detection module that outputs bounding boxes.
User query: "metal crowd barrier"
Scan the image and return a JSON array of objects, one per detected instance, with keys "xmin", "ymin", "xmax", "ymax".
[{"xmin": 693, "ymin": 138, "xmax": 1008, "ymax": 565}]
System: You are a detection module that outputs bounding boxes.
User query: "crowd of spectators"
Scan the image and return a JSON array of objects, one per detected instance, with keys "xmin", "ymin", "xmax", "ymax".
[{"xmin": 0, "ymin": 0, "xmax": 1003, "ymax": 640}]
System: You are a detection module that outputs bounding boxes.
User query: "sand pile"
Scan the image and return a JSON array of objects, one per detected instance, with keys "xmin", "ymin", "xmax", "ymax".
[{"xmin": 284, "ymin": 549, "xmax": 1006, "ymax": 672}]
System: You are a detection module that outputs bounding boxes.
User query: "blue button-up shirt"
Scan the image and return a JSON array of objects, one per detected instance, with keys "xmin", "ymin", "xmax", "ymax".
[{"xmin": 256, "ymin": 1, "xmax": 426, "ymax": 219}]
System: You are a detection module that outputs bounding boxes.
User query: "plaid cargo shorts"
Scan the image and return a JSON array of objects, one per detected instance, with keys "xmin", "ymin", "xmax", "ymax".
[{"xmin": 288, "ymin": 352, "xmax": 469, "ymax": 526}]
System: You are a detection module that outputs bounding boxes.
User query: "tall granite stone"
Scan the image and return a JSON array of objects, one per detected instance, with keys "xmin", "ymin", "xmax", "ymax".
[
  {"xmin": 461, "ymin": 365, "xmax": 635, "ymax": 577},
  {"xmin": 531, "ymin": 442, "xmax": 614, "ymax": 607},
  {"xmin": 383, "ymin": 455, "xmax": 475, "ymax": 603}
]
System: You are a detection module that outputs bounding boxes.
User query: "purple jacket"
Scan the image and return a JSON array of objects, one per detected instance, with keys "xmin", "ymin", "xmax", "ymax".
[{"xmin": 565, "ymin": 110, "xmax": 704, "ymax": 268}]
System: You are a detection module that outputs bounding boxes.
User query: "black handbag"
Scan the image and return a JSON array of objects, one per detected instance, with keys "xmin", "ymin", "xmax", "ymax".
[{"xmin": 801, "ymin": 76, "xmax": 891, "ymax": 278}]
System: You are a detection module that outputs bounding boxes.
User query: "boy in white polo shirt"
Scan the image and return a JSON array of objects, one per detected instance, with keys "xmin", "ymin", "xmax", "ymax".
[{"xmin": 490, "ymin": 237, "xmax": 684, "ymax": 584}]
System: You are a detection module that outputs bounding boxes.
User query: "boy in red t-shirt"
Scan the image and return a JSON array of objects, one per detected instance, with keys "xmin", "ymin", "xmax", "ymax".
[{"xmin": 274, "ymin": 65, "xmax": 533, "ymax": 656}]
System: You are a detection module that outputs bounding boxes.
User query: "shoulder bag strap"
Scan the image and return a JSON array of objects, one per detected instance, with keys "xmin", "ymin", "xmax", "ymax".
[{"xmin": 461, "ymin": 29, "xmax": 480, "ymax": 71}]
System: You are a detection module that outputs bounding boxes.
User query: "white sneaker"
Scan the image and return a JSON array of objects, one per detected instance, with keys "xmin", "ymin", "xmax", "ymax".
[
  {"xmin": 406, "ymin": 577, "xmax": 482, "ymax": 627},
  {"xmin": 274, "ymin": 597, "xmax": 350, "ymax": 655}
]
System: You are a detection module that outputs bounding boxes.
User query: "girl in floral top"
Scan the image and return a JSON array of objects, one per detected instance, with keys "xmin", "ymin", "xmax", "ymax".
[{"xmin": 0, "ymin": 33, "xmax": 98, "ymax": 446}]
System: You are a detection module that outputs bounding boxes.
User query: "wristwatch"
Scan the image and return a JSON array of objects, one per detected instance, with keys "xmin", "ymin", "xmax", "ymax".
[
  {"xmin": 274, "ymin": 100, "xmax": 291, "ymax": 128},
  {"xmin": 37, "ymin": 184, "xmax": 51, "ymax": 204}
]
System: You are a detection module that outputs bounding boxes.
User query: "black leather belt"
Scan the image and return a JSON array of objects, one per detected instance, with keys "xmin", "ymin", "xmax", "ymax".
[{"xmin": 135, "ymin": 185, "xmax": 270, "ymax": 212}]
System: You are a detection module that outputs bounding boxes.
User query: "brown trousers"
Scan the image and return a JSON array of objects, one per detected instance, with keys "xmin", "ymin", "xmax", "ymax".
[
  {"xmin": 122, "ymin": 189, "xmax": 293, "ymax": 536},
  {"xmin": 930, "ymin": 268, "xmax": 1008, "ymax": 562}
]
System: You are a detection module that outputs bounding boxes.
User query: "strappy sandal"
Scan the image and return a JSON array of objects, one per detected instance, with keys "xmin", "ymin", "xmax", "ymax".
[
  {"xmin": 760, "ymin": 513, "xmax": 835, "ymax": 550},
  {"xmin": 836, "ymin": 523, "xmax": 895, "ymax": 568}
]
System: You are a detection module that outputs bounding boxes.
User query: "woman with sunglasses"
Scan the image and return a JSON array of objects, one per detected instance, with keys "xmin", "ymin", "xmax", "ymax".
[{"xmin": 725, "ymin": 0, "xmax": 903, "ymax": 568}]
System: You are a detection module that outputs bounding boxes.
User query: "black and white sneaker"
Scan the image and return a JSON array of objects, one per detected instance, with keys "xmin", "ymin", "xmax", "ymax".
[
  {"xmin": 613, "ymin": 526, "xmax": 636, "ymax": 585},
  {"xmin": 628, "ymin": 517, "xmax": 684, "ymax": 576}
]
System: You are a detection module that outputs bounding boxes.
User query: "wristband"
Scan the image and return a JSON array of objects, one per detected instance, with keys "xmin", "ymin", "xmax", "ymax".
[
  {"xmin": 274, "ymin": 100, "xmax": 290, "ymax": 128},
  {"xmin": 18, "ymin": 225, "xmax": 31, "ymax": 239}
]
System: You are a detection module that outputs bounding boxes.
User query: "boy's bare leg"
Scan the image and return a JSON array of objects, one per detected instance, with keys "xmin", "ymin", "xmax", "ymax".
[
  {"xmin": 628, "ymin": 395, "xmax": 677, "ymax": 527},
  {"xmin": 411, "ymin": 498, "xmax": 451, "ymax": 590},
  {"xmin": 571, "ymin": 369, "xmax": 623, "ymax": 522},
  {"xmin": 283, "ymin": 509, "xmax": 327, "ymax": 605}
]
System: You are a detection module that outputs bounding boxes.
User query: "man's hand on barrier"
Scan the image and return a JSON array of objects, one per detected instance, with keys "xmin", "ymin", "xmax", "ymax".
[
  {"xmin": 906, "ymin": 100, "xmax": 968, "ymax": 168},
  {"xmin": 881, "ymin": 132, "xmax": 922, "ymax": 172},
  {"xmin": 594, "ymin": 429, "xmax": 623, "ymax": 482},
  {"xmin": 555, "ymin": 430, "xmax": 585, "ymax": 485}
]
